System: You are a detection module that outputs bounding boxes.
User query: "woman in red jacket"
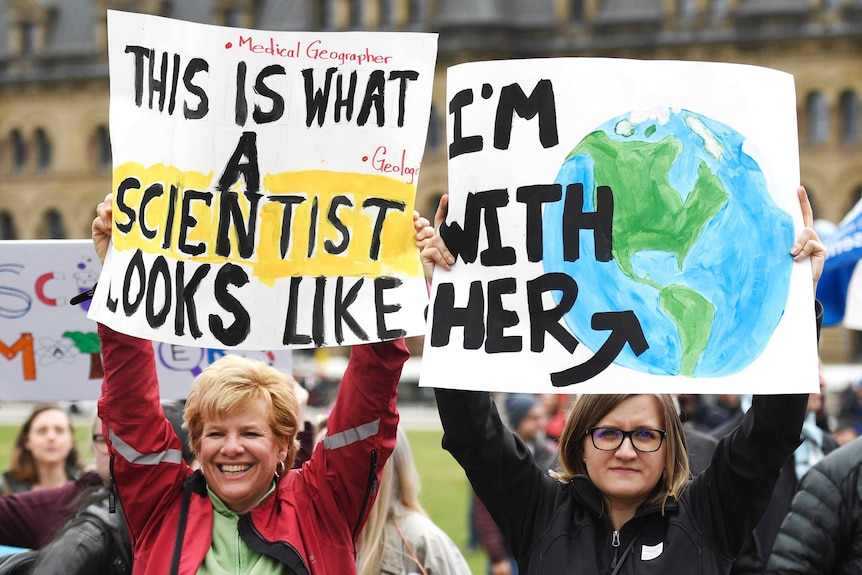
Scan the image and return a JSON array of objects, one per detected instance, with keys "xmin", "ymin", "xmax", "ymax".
[{"xmin": 91, "ymin": 194, "xmax": 419, "ymax": 574}]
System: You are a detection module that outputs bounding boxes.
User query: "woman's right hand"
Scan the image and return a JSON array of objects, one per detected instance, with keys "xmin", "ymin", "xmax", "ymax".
[
  {"xmin": 420, "ymin": 194, "xmax": 455, "ymax": 284},
  {"xmin": 92, "ymin": 193, "xmax": 114, "ymax": 265}
]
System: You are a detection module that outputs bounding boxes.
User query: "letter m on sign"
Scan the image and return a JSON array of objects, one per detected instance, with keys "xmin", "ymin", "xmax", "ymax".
[{"xmin": 0, "ymin": 333, "xmax": 36, "ymax": 380}]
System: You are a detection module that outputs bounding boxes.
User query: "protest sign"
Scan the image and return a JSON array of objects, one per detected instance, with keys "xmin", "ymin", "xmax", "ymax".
[
  {"xmin": 420, "ymin": 58, "xmax": 819, "ymax": 394},
  {"xmin": 89, "ymin": 11, "xmax": 437, "ymax": 350},
  {"xmin": 0, "ymin": 240, "xmax": 291, "ymax": 401}
]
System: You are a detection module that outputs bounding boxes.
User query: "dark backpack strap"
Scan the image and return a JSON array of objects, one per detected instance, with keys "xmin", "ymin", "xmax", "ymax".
[{"xmin": 169, "ymin": 479, "xmax": 194, "ymax": 575}]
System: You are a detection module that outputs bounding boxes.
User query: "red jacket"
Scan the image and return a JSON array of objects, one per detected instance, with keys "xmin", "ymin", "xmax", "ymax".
[{"xmin": 97, "ymin": 324, "xmax": 408, "ymax": 575}]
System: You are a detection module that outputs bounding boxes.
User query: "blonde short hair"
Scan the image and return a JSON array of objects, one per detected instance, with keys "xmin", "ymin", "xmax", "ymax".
[
  {"xmin": 554, "ymin": 394, "xmax": 689, "ymax": 506},
  {"xmin": 184, "ymin": 355, "xmax": 300, "ymax": 469}
]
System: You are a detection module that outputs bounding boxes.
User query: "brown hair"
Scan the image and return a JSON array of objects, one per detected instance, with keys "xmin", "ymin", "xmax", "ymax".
[
  {"xmin": 184, "ymin": 355, "xmax": 300, "ymax": 469},
  {"xmin": 7, "ymin": 403, "xmax": 81, "ymax": 488},
  {"xmin": 554, "ymin": 394, "xmax": 689, "ymax": 506}
]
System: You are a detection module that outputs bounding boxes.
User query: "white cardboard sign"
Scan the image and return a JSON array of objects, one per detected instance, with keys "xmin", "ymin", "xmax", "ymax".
[
  {"xmin": 89, "ymin": 11, "xmax": 437, "ymax": 350},
  {"xmin": 420, "ymin": 58, "xmax": 818, "ymax": 394},
  {"xmin": 0, "ymin": 240, "xmax": 291, "ymax": 400}
]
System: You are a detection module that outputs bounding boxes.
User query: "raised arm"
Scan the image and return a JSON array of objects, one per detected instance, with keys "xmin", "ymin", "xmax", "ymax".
[
  {"xmin": 303, "ymin": 337, "xmax": 409, "ymax": 538},
  {"xmin": 297, "ymin": 215, "xmax": 422, "ymax": 537},
  {"xmin": 91, "ymin": 193, "xmax": 188, "ymax": 541},
  {"xmin": 689, "ymin": 186, "xmax": 825, "ymax": 556},
  {"xmin": 421, "ymin": 195, "xmax": 557, "ymax": 557}
]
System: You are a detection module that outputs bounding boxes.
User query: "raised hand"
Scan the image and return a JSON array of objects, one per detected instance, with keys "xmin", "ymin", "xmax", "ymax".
[
  {"xmin": 420, "ymin": 194, "xmax": 455, "ymax": 284},
  {"xmin": 92, "ymin": 193, "xmax": 114, "ymax": 265},
  {"xmin": 790, "ymin": 186, "xmax": 826, "ymax": 295}
]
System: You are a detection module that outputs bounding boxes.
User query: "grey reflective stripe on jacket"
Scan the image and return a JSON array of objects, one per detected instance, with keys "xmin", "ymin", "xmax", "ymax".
[
  {"xmin": 323, "ymin": 419, "xmax": 380, "ymax": 450},
  {"xmin": 109, "ymin": 428, "xmax": 185, "ymax": 466}
]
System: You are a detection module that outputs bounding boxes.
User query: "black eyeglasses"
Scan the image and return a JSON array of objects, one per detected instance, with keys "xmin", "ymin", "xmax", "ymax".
[{"xmin": 586, "ymin": 427, "xmax": 666, "ymax": 453}]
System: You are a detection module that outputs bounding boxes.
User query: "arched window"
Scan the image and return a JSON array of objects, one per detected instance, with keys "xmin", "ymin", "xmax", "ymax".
[
  {"xmin": 408, "ymin": 0, "xmax": 424, "ymax": 27},
  {"xmin": 379, "ymin": 0, "xmax": 395, "ymax": 29},
  {"xmin": 570, "ymin": 0, "xmax": 585, "ymax": 21},
  {"xmin": 427, "ymin": 105, "xmax": 441, "ymax": 151},
  {"xmin": 34, "ymin": 128, "xmax": 51, "ymax": 171},
  {"xmin": 803, "ymin": 186, "xmax": 819, "ymax": 219},
  {"xmin": 0, "ymin": 212, "xmax": 17, "ymax": 240},
  {"xmin": 349, "ymin": 0, "xmax": 364, "ymax": 29},
  {"xmin": 678, "ymin": 0, "xmax": 696, "ymax": 20},
  {"xmin": 20, "ymin": 21, "xmax": 36, "ymax": 57},
  {"xmin": 44, "ymin": 209, "xmax": 66, "ymax": 239},
  {"xmin": 225, "ymin": 7, "xmax": 244, "ymax": 28},
  {"xmin": 806, "ymin": 91, "xmax": 829, "ymax": 144},
  {"xmin": 317, "ymin": 0, "xmax": 336, "ymax": 30},
  {"xmin": 96, "ymin": 125, "xmax": 112, "ymax": 168},
  {"xmin": 10, "ymin": 130, "xmax": 26, "ymax": 171},
  {"xmin": 841, "ymin": 90, "xmax": 859, "ymax": 144},
  {"xmin": 852, "ymin": 185, "xmax": 862, "ymax": 211},
  {"xmin": 426, "ymin": 194, "xmax": 443, "ymax": 221}
]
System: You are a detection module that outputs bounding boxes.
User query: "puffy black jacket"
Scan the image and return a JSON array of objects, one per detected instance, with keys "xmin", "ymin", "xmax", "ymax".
[{"xmin": 766, "ymin": 436, "xmax": 862, "ymax": 575}]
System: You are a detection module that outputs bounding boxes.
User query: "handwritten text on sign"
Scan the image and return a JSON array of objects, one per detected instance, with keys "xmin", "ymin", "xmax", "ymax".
[
  {"xmin": 89, "ymin": 12, "xmax": 438, "ymax": 350},
  {"xmin": 420, "ymin": 58, "xmax": 818, "ymax": 395}
]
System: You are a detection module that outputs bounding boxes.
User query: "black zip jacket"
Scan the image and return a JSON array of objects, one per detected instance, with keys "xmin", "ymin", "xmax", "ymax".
[
  {"xmin": 434, "ymin": 304, "xmax": 821, "ymax": 574},
  {"xmin": 436, "ymin": 387, "xmax": 806, "ymax": 574}
]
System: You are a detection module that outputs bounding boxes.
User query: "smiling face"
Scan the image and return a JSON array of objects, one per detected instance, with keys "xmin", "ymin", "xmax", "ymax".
[
  {"xmin": 199, "ymin": 398, "xmax": 288, "ymax": 514},
  {"xmin": 582, "ymin": 395, "xmax": 666, "ymax": 509},
  {"xmin": 25, "ymin": 408, "xmax": 74, "ymax": 468}
]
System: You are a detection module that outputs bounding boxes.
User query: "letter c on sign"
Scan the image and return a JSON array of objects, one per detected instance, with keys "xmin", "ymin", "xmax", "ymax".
[{"xmin": 35, "ymin": 273, "xmax": 65, "ymax": 306}]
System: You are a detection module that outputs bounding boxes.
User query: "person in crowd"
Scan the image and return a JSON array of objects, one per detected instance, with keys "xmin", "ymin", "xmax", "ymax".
[
  {"xmin": 475, "ymin": 495, "xmax": 514, "ymax": 575},
  {"xmin": 0, "ymin": 401, "xmax": 196, "ymax": 575},
  {"xmin": 91, "ymin": 193, "xmax": 414, "ymax": 574},
  {"xmin": 356, "ymin": 426, "xmax": 470, "ymax": 575},
  {"xmin": 766, "ymin": 435, "xmax": 862, "ymax": 574},
  {"xmin": 689, "ymin": 394, "xmax": 743, "ymax": 433},
  {"xmin": 539, "ymin": 394, "xmax": 570, "ymax": 443},
  {"xmin": 504, "ymin": 394, "xmax": 557, "ymax": 473},
  {"xmin": 420, "ymin": 187, "xmax": 824, "ymax": 573},
  {"xmin": 681, "ymin": 422, "xmax": 718, "ymax": 477},
  {"xmin": 0, "ymin": 403, "xmax": 81, "ymax": 494},
  {"xmin": 0, "ymin": 417, "xmax": 102, "ymax": 551},
  {"xmin": 672, "ymin": 395, "xmax": 719, "ymax": 475},
  {"xmin": 832, "ymin": 380, "xmax": 862, "ymax": 445},
  {"xmin": 711, "ymin": 384, "xmax": 838, "ymax": 573}
]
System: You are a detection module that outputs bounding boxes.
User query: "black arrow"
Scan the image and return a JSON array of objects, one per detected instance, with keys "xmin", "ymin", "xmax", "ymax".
[{"xmin": 550, "ymin": 311, "xmax": 649, "ymax": 387}]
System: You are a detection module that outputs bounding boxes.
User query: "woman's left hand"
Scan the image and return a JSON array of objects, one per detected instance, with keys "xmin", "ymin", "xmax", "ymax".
[
  {"xmin": 790, "ymin": 186, "xmax": 826, "ymax": 295},
  {"xmin": 413, "ymin": 210, "xmax": 434, "ymax": 251}
]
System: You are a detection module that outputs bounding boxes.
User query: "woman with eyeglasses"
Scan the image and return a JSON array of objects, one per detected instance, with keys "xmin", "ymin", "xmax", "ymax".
[{"xmin": 420, "ymin": 187, "xmax": 825, "ymax": 574}]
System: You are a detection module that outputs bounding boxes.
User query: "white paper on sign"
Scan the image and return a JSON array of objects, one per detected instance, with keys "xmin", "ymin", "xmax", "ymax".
[
  {"xmin": 0, "ymin": 240, "xmax": 291, "ymax": 400},
  {"xmin": 420, "ymin": 58, "xmax": 818, "ymax": 395},
  {"xmin": 89, "ymin": 11, "xmax": 438, "ymax": 350}
]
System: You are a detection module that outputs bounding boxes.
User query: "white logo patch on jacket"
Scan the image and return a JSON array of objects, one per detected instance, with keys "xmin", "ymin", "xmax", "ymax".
[{"xmin": 641, "ymin": 542, "xmax": 664, "ymax": 561}]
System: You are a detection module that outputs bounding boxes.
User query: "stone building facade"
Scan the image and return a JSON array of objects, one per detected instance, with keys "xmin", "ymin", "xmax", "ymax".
[{"xmin": 1, "ymin": 0, "xmax": 860, "ymax": 360}]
